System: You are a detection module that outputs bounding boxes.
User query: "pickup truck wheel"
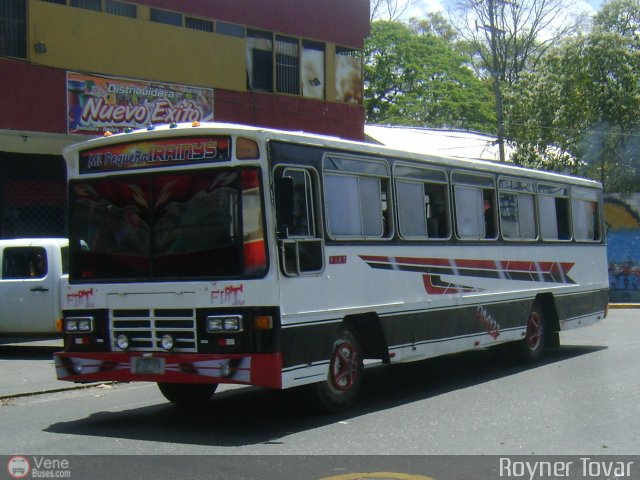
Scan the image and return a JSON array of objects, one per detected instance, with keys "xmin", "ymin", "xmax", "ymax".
[
  {"xmin": 315, "ymin": 325, "xmax": 364, "ymax": 413},
  {"xmin": 157, "ymin": 383, "xmax": 218, "ymax": 405}
]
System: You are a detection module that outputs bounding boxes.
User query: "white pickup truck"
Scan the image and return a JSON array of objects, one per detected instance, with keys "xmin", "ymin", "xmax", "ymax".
[{"xmin": 0, "ymin": 238, "xmax": 68, "ymax": 338}]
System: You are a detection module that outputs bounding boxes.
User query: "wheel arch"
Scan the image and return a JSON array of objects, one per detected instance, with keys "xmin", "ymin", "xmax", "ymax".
[{"xmin": 342, "ymin": 312, "xmax": 391, "ymax": 364}]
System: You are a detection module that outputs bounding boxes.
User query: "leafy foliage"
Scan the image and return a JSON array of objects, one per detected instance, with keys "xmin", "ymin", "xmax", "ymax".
[
  {"xmin": 364, "ymin": 21, "xmax": 496, "ymax": 132},
  {"xmin": 505, "ymin": 1, "xmax": 640, "ymax": 191},
  {"xmin": 364, "ymin": 0, "xmax": 640, "ymax": 191}
]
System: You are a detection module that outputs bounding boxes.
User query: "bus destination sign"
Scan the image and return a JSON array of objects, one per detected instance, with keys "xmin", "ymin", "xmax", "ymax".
[{"xmin": 79, "ymin": 136, "xmax": 231, "ymax": 173}]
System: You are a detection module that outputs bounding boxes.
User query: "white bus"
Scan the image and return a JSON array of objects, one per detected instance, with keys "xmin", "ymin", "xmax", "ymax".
[{"xmin": 55, "ymin": 122, "xmax": 608, "ymax": 412}]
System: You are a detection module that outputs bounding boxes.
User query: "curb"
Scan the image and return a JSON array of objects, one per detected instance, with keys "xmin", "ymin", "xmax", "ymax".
[
  {"xmin": 0, "ymin": 382, "xmax": 114, "ymax": 401},
  {"xmin": 609, "ymin": 303, "xmax": 640, "ymax": 309}
]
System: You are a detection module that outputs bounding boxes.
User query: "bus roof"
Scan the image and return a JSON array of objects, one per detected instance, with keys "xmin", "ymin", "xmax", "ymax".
[{"xmin": 62, "ymin": 122, "xmax": 602, "ymax": 189}]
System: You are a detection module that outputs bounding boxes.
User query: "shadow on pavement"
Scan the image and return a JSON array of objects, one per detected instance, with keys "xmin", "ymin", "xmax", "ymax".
[
  {"xmin": 0, "ymin": 344, "xmax": 61, "ymax": 360},
  {"xmin": 45, "ymin": 344, "xmax": 606, "ymax": 447}
]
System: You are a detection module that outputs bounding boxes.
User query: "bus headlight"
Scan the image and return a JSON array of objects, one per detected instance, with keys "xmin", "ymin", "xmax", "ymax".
[
  {"xmin": 206, "ymin": 315, "xmax": 243, "ymax": 333},
  {"xmin": 115, "ymin": 334, "xmax": 129, "ymax": 350},
  {"xmin": 223, "ymin": 317, "xmax": 241, "ymax": 331},
  {"xmin": 65, "ymin": 316, "xmax": 94, "ymax": 333},
  {"xmin": 160, "ymin": 334, "xmax": 174, "ymax": 351}
]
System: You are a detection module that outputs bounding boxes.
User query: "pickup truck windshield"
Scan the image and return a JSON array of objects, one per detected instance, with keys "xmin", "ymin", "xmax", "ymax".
[{"xmin": 69, "ymin": 167, "xmax": 266, "ymax": 281}]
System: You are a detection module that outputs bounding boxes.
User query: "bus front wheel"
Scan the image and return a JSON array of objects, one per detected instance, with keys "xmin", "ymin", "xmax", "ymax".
[
  {"xmin": 157, "ymin": 382, "xmax": 218, "ymax": 406},
  {"xmin": 316, "ymin": 325, "xmax": 364, "ymax": 413}
]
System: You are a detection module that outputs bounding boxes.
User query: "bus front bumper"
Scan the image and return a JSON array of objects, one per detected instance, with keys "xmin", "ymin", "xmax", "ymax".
[{"xmin": 54, "ymin": 351, "xmax": 283, "ymax": 389}]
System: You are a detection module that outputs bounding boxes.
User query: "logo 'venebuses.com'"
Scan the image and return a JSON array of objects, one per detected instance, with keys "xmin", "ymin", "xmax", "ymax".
[{"xmin": 7, "ymin": 456, "xmax": 30, "ymax": 479}]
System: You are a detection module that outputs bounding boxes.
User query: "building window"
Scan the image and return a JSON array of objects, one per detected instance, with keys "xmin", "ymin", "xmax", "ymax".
[
  {"xmin": 150, "ymin": 8, "xmax": 182, "ymax": 27},
  {"xmin": 275, "ymin": 35, "xmax": 299, "ymax": 95},
  {"xmin": 301, "ymin": 40, "xmax": 325, "ymax": 99},
  {"xmin": 0, "ymin": 0, "xmax": 26, "ymax": 59},
  {"xmin": 70, "ymin": 0, "xmax": 101, "ymax": 11},
  {"xmin": 246, "ymin": 29, "xmax": 273, "ymax": 92},
  {"xmin": 216, "ymin": 21, "xmax": 245, "ymax": 38},
  {"xmin": 335, "ymin": 47, "xmax": 362, "ymax": 104},
  {"xmin": 185, "ymin": 16, "xmax": 213, "ymax": 32},
  {"xmin": 105, "ymin": 0, "xmax": 136, "ymax": 18}
]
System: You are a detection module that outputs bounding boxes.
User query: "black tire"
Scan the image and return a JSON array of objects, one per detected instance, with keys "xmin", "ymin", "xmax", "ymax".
[
  {"xmin": 157, "ymin": 382, "xmax": 218, "ymax": 406},
  {"xmin": 316, "ymin": 325, "xmax": 364, "ymax": 413},
  {"xmin": 514, "ymin": 301, "xmax": 545, "ymax": 363}
]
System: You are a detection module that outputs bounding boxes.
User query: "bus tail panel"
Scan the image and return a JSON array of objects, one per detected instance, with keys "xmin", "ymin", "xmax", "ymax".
[{"xmin": 53, "ymin": 351, "xmax": 283, "ymax": 389}]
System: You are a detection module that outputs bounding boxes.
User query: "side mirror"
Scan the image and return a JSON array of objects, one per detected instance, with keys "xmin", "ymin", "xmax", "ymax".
[{"xmin": 276, "ymin": 176, "xmax": 295, "ymax": 238}]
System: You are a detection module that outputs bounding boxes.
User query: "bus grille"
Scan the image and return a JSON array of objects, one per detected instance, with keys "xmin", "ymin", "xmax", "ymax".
[{"xmin": 110, "ymin": 309, "xmax": 197, "ymax": 353}]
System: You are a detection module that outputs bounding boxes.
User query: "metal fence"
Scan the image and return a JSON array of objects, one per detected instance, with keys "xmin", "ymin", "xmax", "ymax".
[{"xmin": 0, "ymin": 153, "xmax": 67, "ymax": 239}]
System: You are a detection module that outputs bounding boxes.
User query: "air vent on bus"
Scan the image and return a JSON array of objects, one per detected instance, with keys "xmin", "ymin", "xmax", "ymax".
[{"xmin": 110, "ymin": 308, "xmax": 197, "ymax": 353}]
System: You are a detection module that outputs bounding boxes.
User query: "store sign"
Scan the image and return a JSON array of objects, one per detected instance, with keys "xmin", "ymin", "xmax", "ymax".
[
  {"xmin": 79, "ymin": 137, "xmax": 231, "ymax": 173},
  {"xmin": 67, "ymin": 72, "xmax": 214, "ymax": 135}
]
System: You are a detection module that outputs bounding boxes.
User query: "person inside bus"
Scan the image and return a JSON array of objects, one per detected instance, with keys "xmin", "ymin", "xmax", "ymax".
[
  {"xmin": 483, "ymin": 192, "xmax": 496, "ymax": 239},
  {"xmin": 289, "ymin": 183, "xmax": 312, "ymax": 237}
]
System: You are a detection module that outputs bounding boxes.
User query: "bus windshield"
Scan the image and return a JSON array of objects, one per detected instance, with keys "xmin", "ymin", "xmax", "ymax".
[{"xmin": 68, "ymin": 167, "xmax": 266, "ymax": 281}]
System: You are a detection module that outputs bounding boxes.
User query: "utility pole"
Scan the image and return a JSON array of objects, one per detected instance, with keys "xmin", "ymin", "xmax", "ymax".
[{"xmin": 486, "ymin": 0, "xmax": 506, "ymax": 162}]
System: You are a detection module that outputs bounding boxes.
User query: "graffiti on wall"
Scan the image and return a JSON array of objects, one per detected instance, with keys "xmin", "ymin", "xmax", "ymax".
[{"xmin": 605, "ymin": 193, "xmax": 640, "ymax": 302}]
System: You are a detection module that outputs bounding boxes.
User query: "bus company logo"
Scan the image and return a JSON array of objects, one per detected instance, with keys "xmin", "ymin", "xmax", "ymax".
[
  {"xmin": 476, "ymin": 305, "xmax": 501, "ymax": 339},
  {"xmin": 7, "ymin": 456, "xmax": 30, "ymax": 479}
]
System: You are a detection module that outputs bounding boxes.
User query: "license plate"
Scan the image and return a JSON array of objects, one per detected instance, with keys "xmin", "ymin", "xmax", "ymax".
[{"xmin": 131, "ymin": 357, "xmax": 165, "ymax": 375}]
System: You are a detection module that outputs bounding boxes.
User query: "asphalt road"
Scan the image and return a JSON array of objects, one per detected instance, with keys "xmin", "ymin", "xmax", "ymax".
[{"xmin": 0, "ymin": 310, "xmax": 638, "ymax": 479}]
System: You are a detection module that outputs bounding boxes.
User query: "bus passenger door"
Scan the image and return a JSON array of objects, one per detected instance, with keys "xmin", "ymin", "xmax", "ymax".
[{"xmin": 274, "ymin": 167, "xmax": 325, "ymax": 315}]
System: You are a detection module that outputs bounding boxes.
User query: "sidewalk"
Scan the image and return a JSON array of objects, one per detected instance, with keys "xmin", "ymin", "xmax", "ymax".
[{"xmin": 0, "ymin": 339, "xmax": 99, "ymax": 399}]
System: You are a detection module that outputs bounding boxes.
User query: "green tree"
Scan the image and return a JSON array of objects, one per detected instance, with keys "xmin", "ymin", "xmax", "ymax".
[
  {"xmin": 364, "ymin": 21, "xmax": 496, "ymax": 132},
  {"xmin": 505, "ymin": 23, "xmax": 640, "ymax": 191},
  {"xmin": 408, "ymin": 12, "xmax": 459, "ymax": 43},
  {"xmin": 595, "ymin": 0, "xmax": 640, "ymax": 38},
  {"xmin": 450, "ymin": 0, "xmax": 587, "ymax": 161}
]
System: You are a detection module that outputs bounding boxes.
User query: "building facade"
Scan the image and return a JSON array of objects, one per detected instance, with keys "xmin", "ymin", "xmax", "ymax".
[{"xmin": 0, "ymin": 0, "xmax": 369, "ymax": 238}]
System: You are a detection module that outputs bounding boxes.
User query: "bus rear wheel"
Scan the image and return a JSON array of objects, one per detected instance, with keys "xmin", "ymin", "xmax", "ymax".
[
  {"xmin": 157, "ymin": 382, "xmax": 218, "ymax": 406},
  {"xmin": 316, "ymin": 326, "xmax": 364, "ymax": 413},
  {"xmin": 515, "ymin": 302, "xmax": 545, "ymax": 363}
]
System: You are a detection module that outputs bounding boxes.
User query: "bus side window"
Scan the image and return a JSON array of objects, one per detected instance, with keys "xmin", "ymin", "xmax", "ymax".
[
  {"xmin": 454, "ymin": 186, "xmax": 497, "ymax": 240},
  {"xmin": 555, "ymin": 197, "xmax": 571, "ymax": 240},
  {"xmin": 572, "ymin": 187, "xmax": 601, "ymax": 242},
  {"xmin": 498, "ymin": 179, "xmax": 537, "ymax": 241},
  {"xmin": 452, "ymin": 171, "xmax": 496, "ymax": 241},
  {"xmin": 483, "ymin": 188, "xmax": 497, "ymax": 239},
  {"xmin": 277, "ymin": 167, "xmax": 323, "ymax": 276},
  {"xmin": 538, "ymin": 184, "xmax": 571, "ymax": 241},
  {"xmin": 395, "ymin": 165, "xmax": 449, "ymax": 240},
  {"xmin": 424, "ymin": 183, "xmax": 449, "ymax": 239},
  {"xmin": 287, "ymin": 170, "xmax": 315, "ymax": 238},
  {"xmin": 454, "ymin": 186, "xmax": 483, "ymax": 239}
]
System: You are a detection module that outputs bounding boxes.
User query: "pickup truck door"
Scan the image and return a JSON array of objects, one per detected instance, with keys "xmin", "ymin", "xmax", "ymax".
[{"xmin": 0, "ymin": 245, "xmax": 59, "ymax": 334}]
